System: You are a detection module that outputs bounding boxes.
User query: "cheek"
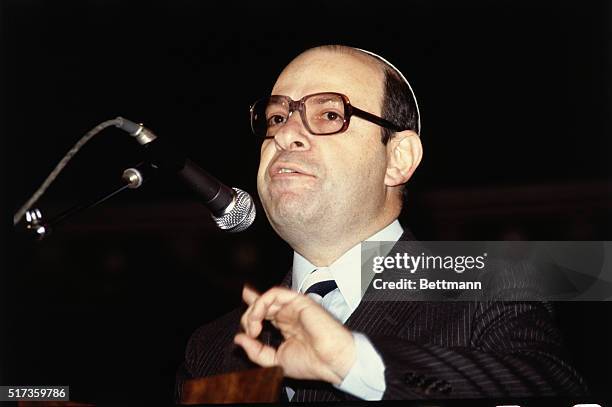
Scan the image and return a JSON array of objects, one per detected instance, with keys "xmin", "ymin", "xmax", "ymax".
[
  {"xmin": 257, "ymin": 140, "xmax": 274, "ymax": 177},
  {"xmin": 257, "ymin": 141, "xmax": 274, "ymax": 185},
  {"xmin": 335, "ymin": 143, "xmax": 387, "ymax": 194},
  {"xmin": 337, "ymin": 139, "xmax": 385, "ymax": 176}
]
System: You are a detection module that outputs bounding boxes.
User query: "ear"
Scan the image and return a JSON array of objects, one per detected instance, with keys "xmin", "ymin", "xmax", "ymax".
[{"xmin": 384, "ymin": 130, "xmax": 423, "ymax": 187}]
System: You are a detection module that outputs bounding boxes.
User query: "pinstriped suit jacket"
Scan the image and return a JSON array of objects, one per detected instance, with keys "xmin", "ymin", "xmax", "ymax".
[{"xmin": 176, "ymin": 232, "xmax": 587, "ymax": 401}]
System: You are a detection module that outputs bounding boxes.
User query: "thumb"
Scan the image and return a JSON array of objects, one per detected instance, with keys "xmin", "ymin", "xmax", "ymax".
[{"xmin": 234, "ymin": 333, "xmax": 277, "ymax": 367}]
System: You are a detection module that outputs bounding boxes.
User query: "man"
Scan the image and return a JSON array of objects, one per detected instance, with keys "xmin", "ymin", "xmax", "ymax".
[{"xmin": 176, "ymin": 45, "xmax": 585, "ymax": 401}]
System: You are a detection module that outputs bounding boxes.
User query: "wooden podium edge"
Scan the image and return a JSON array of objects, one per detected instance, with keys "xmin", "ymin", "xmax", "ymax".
[{"xmin": 180, "ymin": 366, "xmax": 284, "ymax": 404}]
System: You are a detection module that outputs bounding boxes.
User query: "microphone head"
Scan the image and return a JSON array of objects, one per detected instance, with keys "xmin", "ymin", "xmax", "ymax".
[{"xmin": 211, "ymin": 187, "xmax": 256, "ymax": 232}]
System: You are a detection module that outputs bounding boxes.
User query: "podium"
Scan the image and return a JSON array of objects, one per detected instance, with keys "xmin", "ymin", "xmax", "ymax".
[{"xmin": 179, "ymin": 366, "xmax": 284, "ymax": 404}]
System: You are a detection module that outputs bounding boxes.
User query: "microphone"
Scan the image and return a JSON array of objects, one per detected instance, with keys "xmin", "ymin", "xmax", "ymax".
[{"xmin": 114, "ymin": 117, "xmax": 256, "ymax": 232}]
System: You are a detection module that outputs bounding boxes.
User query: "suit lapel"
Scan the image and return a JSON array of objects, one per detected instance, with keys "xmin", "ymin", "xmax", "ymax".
[{"xmin": 346, "ymin": 232, "xmax": 423, "ymax": 335}]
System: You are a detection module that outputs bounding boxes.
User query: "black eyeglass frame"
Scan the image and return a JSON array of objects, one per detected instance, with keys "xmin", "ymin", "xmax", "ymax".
[{"xmin": 249, "ymin": 92, "xmax": 410, "ymax": 138}]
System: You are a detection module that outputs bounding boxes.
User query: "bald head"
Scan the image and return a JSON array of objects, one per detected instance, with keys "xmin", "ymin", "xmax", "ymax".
[
  {"xmin": 272, "ymin": 47, "xmax": 386, "ymax": 118},
  {"xmin": 300, "ymin": 45, "xmax": 389, "ymax": 78}
]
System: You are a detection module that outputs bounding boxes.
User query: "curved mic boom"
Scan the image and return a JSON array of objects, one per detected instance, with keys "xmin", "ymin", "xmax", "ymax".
[{"xmin": 114, "ymin": 117, "xmax": 256, "ymax": 232}]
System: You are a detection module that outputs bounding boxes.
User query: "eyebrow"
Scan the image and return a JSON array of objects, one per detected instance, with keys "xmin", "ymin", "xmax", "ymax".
[
  {"xmin": 266, "ymin": 98, "xmax": 289, "ymax": 107},
  {"xmin": 309, "ymin": 95, "xmax": 342, "ymax": 104}
]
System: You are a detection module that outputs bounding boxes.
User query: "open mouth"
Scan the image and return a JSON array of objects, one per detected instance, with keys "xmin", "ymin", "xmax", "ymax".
[
  {"xmin": 270, "ymin": 162, "xmax": 314, "ymax": 179},
  {"xmin": 277, "ymin": 168, "xmax": 299, "ymax": 174}
]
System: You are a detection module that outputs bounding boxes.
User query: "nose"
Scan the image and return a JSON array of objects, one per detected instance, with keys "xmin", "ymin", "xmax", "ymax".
[{"xmin": 272, "ymin": 112, "xmax": 312, "ymax": 151}]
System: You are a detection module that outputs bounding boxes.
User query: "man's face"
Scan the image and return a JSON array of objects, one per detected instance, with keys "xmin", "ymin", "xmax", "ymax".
[{"xmin": 257, "ymin": 50, "xmax": 389, "ymax": 242}]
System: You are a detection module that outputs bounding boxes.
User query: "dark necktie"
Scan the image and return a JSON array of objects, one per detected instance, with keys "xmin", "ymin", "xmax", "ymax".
[
  {"xmin": 305, "ymin": 280, "xmax": 338, "ymax": 298},
  {"xmin": 301, "ymin": 268, "xmax": 338, "ymax": 304}
]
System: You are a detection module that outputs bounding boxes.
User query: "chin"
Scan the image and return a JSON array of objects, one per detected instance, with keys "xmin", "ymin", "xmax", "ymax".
[{"xmin": 267, "ymin": 197, "xmax": 322, "ymax": 230}]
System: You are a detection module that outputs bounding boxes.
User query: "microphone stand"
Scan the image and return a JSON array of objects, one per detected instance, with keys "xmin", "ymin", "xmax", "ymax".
[{"xmin": 21, "ymin": 162, "xmax": 157, "ymax": 240}]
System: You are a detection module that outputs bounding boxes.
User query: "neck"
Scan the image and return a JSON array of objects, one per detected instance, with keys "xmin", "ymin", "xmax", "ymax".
[{"xmin": 285, "ymin": 214, "xmax": 398, "ymax": 267}]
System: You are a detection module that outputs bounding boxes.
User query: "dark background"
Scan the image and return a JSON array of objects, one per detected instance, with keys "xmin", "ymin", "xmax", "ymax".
[{"xmin": 1, "ymin": 0, "xmax": 611, "ymax": 404}]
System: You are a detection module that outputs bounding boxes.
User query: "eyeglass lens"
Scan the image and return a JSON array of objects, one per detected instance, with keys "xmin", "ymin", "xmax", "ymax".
[{"xmin": 252, "ymin": 93, "xmax": 346, "ymax": 138}]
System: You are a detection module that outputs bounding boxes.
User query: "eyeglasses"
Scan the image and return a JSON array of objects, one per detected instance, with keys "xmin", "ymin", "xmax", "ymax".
[{"xmin": 249, "ymin": 92, "xmax": 408, "ymax": 139}]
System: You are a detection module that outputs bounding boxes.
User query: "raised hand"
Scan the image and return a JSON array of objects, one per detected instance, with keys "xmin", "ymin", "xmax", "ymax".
[{"xmin": 234, "ymin": 285, "xmax": 356, "ymax": 385}]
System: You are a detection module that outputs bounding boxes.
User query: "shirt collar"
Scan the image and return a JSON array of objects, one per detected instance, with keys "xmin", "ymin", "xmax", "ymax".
[{"xmin": 292, "ymin": 219, "xmax": 404, "ymax": 312}]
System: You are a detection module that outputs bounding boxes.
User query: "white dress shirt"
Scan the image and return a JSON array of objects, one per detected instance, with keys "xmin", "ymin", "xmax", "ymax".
[{"xmin": 285, "ymin": 220, "xmax": 404, "ymax": 401}]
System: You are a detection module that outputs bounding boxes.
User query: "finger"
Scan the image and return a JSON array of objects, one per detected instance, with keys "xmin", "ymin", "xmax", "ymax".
[
  {"xmin": 234, "ymin": 333, "xmax": 277, "ymax": 367},
  {"xmin": 244, "ymin": 299, "xmax": 274, "ymax": 338},
  {"xmin": 243, "ymin": 287, "xmax": 303, "ymax": 337},
  {"xmin": 240, "ymin": 303, "xmax": 266, "ymax": 338},
  {"xmin": 251, "ymin": 287, "xmax": 301, "ymax": 321},
  {"xmin": 242, "ymin": 284, "xmax": 260, "ymax": 306},
  {"xmin": 250, "ymin": 289, "xmax": 291, "ymax": 322},
  {"xmin": 240, "ymin": 306, "xmax": 251, "ymax": 334},
  {"xmin": 248, "ymin": 288, "xmax": 300, "ymax": 335},
  {"xmin": 272, "ymin": 295, "xmax": 338, "ymax": 342},
  {"xmin": 240, "ymin": 285, "xmax": 261, "ymax": 336},
  {"xmin": 274, "ymin": 293, "xmax": 315, "ymax": 327}
]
